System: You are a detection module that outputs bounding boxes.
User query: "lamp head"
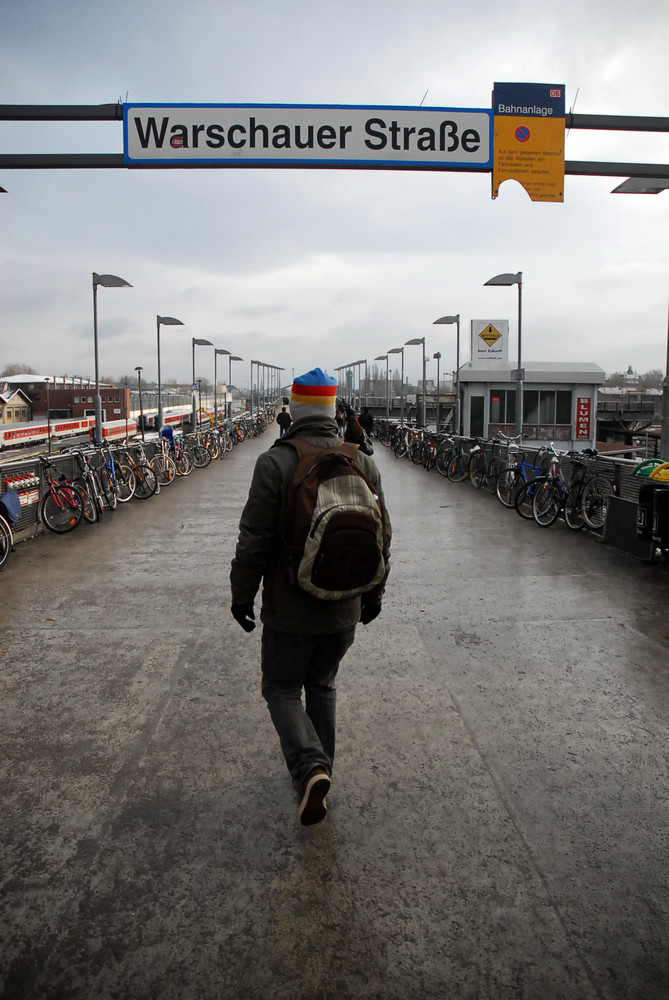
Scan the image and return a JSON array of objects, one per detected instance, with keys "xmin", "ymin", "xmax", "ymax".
[
  {"xmin": 193, "ymin": 338, "xmax": 213, "ymax": 347},
  {"xmin": 387, "ymin": 347, "xmax": 403, "ymax": 354},
  {"xmin": 215, "ymin": 348, "xmax": 231, "ymax": 356},
  {"xmin": 484, "ymin": 272, "xmax": 522, "ymax": 286},
  {"xmin": 157, "ymin": 315, "xmax": 184, "ymax": 326},
  {"xmin": 134, "ymin": 366, "xmax": 143, "ymax": 373},
  {"xmin": 374, "ymin": 355, "xmax": 387, "ymax": 361},
  {"xmin": 405, "ymin": 338, "xmax": 425, "ymax": 346},
  {"xmin": 433, "ymin": 314, "xmax": 460, "ymax": 325},
  {"xmin": 93, "ymin": 272, "xmax": 132, "ymax": 288},
  {"xmin": 231, "ymin": 356, "xmax": 243, "ymax": 362}
]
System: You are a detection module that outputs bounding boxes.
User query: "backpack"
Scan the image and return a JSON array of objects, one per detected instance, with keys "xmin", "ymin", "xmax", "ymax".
[{"xmin": 274, "ymin": 438, "xmax": 388, "ymax": 601}]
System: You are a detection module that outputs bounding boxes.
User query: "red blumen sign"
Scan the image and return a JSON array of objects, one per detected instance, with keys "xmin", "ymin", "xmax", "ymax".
[{"xmin": 576, "ymin": 397, "xmax": 591, "ymax": 438}]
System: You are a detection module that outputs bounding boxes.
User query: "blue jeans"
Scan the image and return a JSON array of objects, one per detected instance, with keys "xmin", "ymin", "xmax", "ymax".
[{"xmin": 261, "ymin": 626, "xmax": 356, "ymax": 783}]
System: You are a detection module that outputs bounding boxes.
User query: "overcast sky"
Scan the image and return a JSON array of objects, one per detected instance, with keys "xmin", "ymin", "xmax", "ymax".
[{"xmin": 1, "ymin": 0, "xmax": 668, "ymax": 391}]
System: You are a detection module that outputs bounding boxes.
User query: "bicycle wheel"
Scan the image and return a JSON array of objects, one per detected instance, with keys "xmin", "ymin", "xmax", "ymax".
[
  {"xmin": 393, "ymin": 437, "xmax": 407, "ymax": 459},
  {"xmin": 150, "ymin": 455, "xmax": 177, "ymax": 486},
  {"xmin": 174, "ymin": 450, "xmax": 194, "ymax": 476},
  {"xmin": 39, "ymin": 486, "xmax": 84, "ymax": 533},
  {"xmin": 532, "ymin": 480, "xmax": 561, "ymax": 527},
  {"xmin": 73, "ymin": 477, "xmax": 98, "ymax": 523},
  {"xmin": 135, "ymin": 464, "xmax": 160, "ymax": 498},
  {"xmin": 435, "ymin": 448, "xmax": 451, "ymax": 478},
  {"xmin": 564, "ymin": 490, "xmax": 586, "ymax": 531},
  {"xmin": 447, "ymin": 454, "xmax": 469, "ymax": 483},
  {"xmin": 496, "ymin": 468, "xmax": 522, "ymax": 508},
  {"xmin": 116, "ymin": 464, "xmax": 137, "ymax": 502},
  {"xmin": 581, "ymin": 476, "xmax": 614, "ymax": 531},
  {"xmin": 191, "ymin": 445, "xmax": 211, "ymax": 468},
  {"xmin": 0, "ymin": 515, "xmax": 12, "ymax": 570},
  {"xmin": 469, "ymin": 452, "xmax": 485, "ymax": 487},
  {"xmin": 100, "ymin": 467, "xmax": 118, "ymax": 510},
  {"xmin": 515, "ymin": 480, "xmax": 540, "ymax": 520}
]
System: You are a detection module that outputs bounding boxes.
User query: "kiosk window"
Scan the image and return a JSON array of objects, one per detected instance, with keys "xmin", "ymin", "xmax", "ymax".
[{"xmin": 489, "ymin": 389, "xmax": 516, "ymax": 424}]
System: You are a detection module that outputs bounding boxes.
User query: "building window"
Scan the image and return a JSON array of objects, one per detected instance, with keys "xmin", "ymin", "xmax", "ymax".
[
  {"xmin": 524, "ymin": 389, "xmax": 572, "ymax": 425},
  {"xmin": 74, "ymin": 396, "xmax": 80, "ymax": 403},
  {"xmin": 489, "ymin": 388, "xmax": 516, "ymax": 424}
]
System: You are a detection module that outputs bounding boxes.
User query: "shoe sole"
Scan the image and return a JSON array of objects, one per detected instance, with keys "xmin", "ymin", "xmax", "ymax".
[{"xmin": 298, "ymin": 773, "xmax": 331, "ymax": 826}]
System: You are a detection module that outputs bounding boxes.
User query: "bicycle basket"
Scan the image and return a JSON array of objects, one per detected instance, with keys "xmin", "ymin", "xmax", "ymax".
[{"xmin": 0, "ymin": 490, "xmax": 22, "ymax": 527}]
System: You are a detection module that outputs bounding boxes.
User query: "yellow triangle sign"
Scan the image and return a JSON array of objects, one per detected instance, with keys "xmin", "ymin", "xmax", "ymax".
[{"xmin": 479, "ymin": 324, "xmax": 502, "ymax": 346}]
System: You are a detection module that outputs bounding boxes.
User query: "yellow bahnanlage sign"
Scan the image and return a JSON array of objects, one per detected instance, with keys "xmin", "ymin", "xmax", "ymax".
[
  {"xmin": 492, "ymin": 116, "xmax": 564, "ymax": 202},
  {"xmin": 492, "ymin": 82, "xmax": 565, "ymax": 203}
]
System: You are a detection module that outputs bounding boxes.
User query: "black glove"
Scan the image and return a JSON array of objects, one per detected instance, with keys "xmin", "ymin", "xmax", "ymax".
[
  {"xmin": 231, "ymin": 603, "xmax": 256, "ymax": 632},
  {"xmin": 360, "ymin": 601, "xmax": 381, "ymax": 625}
]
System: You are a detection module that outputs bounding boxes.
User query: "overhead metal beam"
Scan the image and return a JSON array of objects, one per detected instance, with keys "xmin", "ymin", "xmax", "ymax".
[
  {"xmin": 1, "ymin": 106, "xmax": 668, "ymax": 132},
  {"xmin": 0, "ymin": 153, "xmax": 668, "ymax": 181},
  {"xmin": 0, "ymin": 104, "xmax": 123, "ymax": 121},
  {"xmin": 566, "ymin": 113, "xmax": 669, "ymax": 132}
]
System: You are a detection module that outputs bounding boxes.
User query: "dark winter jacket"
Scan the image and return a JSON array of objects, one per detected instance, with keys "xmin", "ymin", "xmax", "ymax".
[{"xmin": 230, "ymin": 415, "xmax": 391, "ymax": 634}]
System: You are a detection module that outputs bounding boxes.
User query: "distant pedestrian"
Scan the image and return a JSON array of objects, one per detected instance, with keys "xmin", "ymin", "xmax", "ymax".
[
  {"xmin": 276, "ymin": 406, "xmax": 292, "ymax": 438},
  {"xmin": 335, "ymin": 406, "xmax": 345, "ymax": 438},
  {"xmin": 359, "ymin": 406, "xmax": 374, "ymax": 435},
  {"xmin": 344, "ymin": 412, "xmax": 365, "ymax": 447}
]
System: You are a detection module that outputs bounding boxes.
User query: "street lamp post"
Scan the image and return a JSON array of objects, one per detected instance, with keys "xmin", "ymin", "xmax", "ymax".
[
  {"xmin": 433, "ymin": 352, "xmax": 441, "ymax": 428},
  {"xmin": 156, "ymin": 315, "xmax": 185, "ymax": 430},
  {"xmin": 405, "ymin": 337, "xmax": 427, "ymax": 426},
  {"xmin": 354, "ymin": 360, "xmax": 366, "ymax": 410},
  {"xmin": 228, "ymin": 355, "xmax": 243, "ymax": 417},
  {"xmin": 662, "ymin": 295, "xmax": 669, "ymax": 459},
  {"xmin": 214, "ymin": 348, "xmax": 230, "ymax": 426},
  {"xmin": 375, "ymin": 355, "xmax": 389, "ymax": 418},
  {"xmin": 484, "ymin": 272, "xmax": 523, "ymax": 437},
  {"xmin": 433, "ymin": 314, "xmax": 461, "ymax": 434},
  {"xmin": 92, "ymin": 272, "xmax": 132, "ymax": 445},
  {"xmin": 192, "ymin": 338, "xmax": 213, "ymax": 430},
  {"xmin": 44, "ymin": 377, "xmax": 51, "ymax": 453},
  {"xmin": 387, "ymin": 347, "xmax": 405, "ymax": 420},
  {"xmin": 134, "ymin": 366, "xmax": 145, "ymax": 441}
]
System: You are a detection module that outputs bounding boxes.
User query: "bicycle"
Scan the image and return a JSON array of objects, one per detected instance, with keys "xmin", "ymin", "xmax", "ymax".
[
  {"xmin": 468, "ymin": 438, "xmax": 504, "ymax": 491},
  {"xmin": 579, "ymin": 467, "xmax": 617, "ymax": 531},
  {"xmin": 122, "ymin": 442, "xmax": 160, "ymax": 498},
  {"xmin": 172, "ymin": 435, "xmax": 194, "ymax": 476},
  {"xmin": 73, "ymin": 449, "xmax": 108, "ymax": 521},
  {"xmin": 446, "ymin": 439, "xmax": 471, "ymax": 483},
  {"xmin": 38, "ymin": 456, "xmax": 84, "ymax": 533},
  {"xmin": 512, "ymin": 448, "xmax": 557, "ymax": 519},
  {"xmin": 531, "ymin": 450, "xmax": 593, "ymax": 530},
  {"xmin": 493, "ymin": 433, "xmax": 525, "ymax": 506},
  {"xmin": 151, "ymin": 436, "xmax": 178, "ymax": 484}
]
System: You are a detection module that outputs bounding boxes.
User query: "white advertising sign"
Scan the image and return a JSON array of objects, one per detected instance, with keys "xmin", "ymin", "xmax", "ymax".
[
  {"xmin": 471, "ymin": 319, "xmax": 509, "ymax": 364},
  {"xmin": 124, "ymin": 103, "xmax": 492, "ymax": 168}
]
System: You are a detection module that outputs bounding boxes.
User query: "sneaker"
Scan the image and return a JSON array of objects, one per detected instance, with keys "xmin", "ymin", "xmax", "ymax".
[{"xmin": 298, "ymin": 767, "xmax": 331, "ymax": 826}]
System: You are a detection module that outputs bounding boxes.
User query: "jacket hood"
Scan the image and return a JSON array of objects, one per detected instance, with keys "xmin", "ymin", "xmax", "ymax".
[{"xmin": 281, "ymin": 415, "xmax": 339, "ymax": 440}]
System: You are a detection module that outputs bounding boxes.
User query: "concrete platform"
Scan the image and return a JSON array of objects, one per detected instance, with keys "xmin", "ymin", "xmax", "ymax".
[{"xmin": 1, "ymin": 428, "xmax": 668, "ymax": 999}]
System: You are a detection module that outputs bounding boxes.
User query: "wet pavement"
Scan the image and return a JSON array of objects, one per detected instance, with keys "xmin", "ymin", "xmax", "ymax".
[{"xmin": 1, "ymin": 427, "xmax": 669, "ymax": 1000}]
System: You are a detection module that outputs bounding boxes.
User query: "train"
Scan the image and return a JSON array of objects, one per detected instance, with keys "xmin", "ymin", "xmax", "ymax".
[{"xmin": 0, "ymin": 406, "xmax": 193, "ymax": 451}]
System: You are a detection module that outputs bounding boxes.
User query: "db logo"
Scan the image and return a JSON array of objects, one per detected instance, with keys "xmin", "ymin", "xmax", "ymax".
[
  {"xmin": 170, "ymin": 136, "xmax": 184, "ymax": 148},
  {"xmin": 550, "ymin": 89, "xmax": 562, "ymax": 98}
]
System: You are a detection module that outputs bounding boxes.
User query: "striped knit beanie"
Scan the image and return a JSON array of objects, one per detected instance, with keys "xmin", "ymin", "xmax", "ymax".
[{"xmin": 290, "ymin": 367, "xmax": 338, "ymax": 421}]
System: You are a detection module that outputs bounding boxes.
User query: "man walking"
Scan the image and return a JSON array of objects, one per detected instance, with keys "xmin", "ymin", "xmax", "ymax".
[
  {"xmin": 230, "ymin": 367, "xmax": 391, "ymax": 826},
  {"xmin": 276, "ymin": 405, "xmax": 292, "ymax": 437}
]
